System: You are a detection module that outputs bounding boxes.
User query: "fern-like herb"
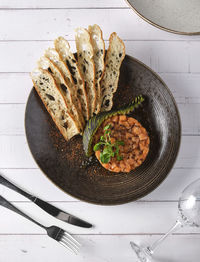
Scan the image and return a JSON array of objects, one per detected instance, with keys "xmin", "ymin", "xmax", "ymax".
[{"xmin": 93, "ymin": 124, "xmax": 124, "ymax": 164}]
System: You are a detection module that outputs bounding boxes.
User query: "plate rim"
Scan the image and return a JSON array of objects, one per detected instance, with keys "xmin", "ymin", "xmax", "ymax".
[
  {"xmin": 125, "ymin": 0, "xmax": 200, "ymax": 35},
  {"xmin": 25, "ymin": 54, "xmax": 182, "ymax": 205}
]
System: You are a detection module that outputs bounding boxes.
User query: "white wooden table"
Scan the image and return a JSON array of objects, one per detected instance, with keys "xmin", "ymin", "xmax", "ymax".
[{"xmin": 0, "ymin": 1, "xmax": 200, "ymax": 261}]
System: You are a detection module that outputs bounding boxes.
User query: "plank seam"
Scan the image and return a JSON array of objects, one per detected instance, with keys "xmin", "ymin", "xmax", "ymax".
[
  {"xmin": 0, "ymin": 233, "xmax": 199, "ymax": 236},
  {"xmin": 0, "ymin": 7, "xmax": 130, "ymax": 10}
]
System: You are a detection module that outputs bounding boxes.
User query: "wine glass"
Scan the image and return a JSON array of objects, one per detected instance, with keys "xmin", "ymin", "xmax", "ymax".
[{"xmin": 130, "ymin": 178, "xmax": 200, "ymax": 261}]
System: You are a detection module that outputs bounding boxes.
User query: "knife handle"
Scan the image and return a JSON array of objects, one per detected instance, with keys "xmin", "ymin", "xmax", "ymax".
[{"xmin": 0, "ymin": 174, "xmax": 35, "ymax": 201}]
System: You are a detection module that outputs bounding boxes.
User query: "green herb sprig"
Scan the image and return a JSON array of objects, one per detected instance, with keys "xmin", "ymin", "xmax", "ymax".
[{"xmin": 93, "ymin": 124, "xmax": 124, "ymax": 164}]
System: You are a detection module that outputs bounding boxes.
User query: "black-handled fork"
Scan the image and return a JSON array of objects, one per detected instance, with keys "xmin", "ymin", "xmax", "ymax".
[
  {"xmin": 0, "ymin": 174, "xmax": 92, "ymax": 228},
  {"xmin": 0, "ymin": 195, "xmax": 81, "ymax": 254}
]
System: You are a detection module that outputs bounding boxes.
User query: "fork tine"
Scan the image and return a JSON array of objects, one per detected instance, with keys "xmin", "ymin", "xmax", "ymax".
[
  {"xmin": 62, "ymin": 238, "xmax": 79, "ymax": 254},
  {"xmin": 62, "ymin": 234, "xmax": 80, "ymax": 250},
  {"xmin": 59, "ymin": 240, "xmax": 77, "ymax": 254},
  {"xmin": 63, "ymin": 231, "xmax": 81, "ymax": 246},
  {"xmin": 60, "ymin": 239, "xmax": 79, "ymax": 254}
]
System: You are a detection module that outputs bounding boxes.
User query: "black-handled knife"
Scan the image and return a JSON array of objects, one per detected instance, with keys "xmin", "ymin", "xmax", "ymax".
[{"xmin": 0, "ymin": 174, "xmax": 92, "ymax": 228}]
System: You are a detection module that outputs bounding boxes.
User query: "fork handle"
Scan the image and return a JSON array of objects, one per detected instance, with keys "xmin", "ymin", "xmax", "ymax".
[
  {"xmin": 0, "ymin": 196, "xmax": 46, "ymax": 230},
  {"xmin": 0, "ymin": 174, "xmax": 35, "ymax": 201}
]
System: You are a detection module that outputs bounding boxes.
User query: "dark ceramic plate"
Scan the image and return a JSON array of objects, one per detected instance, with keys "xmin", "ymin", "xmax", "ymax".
[{"xmin": 25, "ymin": 55, "xmax": 181, "ymax": 205}]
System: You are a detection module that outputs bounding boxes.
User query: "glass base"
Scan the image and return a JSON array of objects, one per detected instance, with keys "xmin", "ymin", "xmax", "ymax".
[{"xmin": 130, "ymin": 242, "xmax": 153, "ymax": 262}]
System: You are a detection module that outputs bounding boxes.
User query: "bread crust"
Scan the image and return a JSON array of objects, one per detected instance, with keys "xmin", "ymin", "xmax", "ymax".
[
  {"xmin": 100, "ymin": 32, "xmax": 125, "ymax": 112},
  {"xmin": 88, "ymin": 24, "xmax": 105, "ymax": 114},
  {"xmin": 54, "ymin": 37, "xmax": 90, "ymax": 121},
  {"xmin": 37, "ymin": 56, "xmax": 84, "ymax": 132},
  {"xmin": 44, "ymin": 48, "xmax": 85, "ymax": 129},
  {"xmin": 75, "ymin": 27, "xmax": 97, "ymax": 118},
  {"xmin": 31, "ymin": 69, "xmax": 80, "ymax": 140}
]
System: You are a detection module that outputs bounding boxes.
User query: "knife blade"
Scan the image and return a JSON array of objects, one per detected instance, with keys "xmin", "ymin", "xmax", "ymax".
[
  {"xmin": 33, "ymin": 197, "xmax": 92, "ymax": 228},
  {"xmin": 0, "ymin": 174, "xmax": 92, "ymax": 228}
]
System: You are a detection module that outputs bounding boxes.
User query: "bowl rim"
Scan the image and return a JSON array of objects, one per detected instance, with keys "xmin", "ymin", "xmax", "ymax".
[{"xmin": 125, "ymin": 0, "xmax": 200, "ymax": 36}]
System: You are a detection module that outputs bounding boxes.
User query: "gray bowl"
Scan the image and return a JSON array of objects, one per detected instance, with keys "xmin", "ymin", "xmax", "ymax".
[{"xmin": 126, "ymin": 0, "xmax": 200, "ymax": 35}]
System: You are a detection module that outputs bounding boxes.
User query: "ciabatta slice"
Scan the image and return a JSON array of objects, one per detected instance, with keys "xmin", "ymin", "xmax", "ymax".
[
  {"xmin": 44, "ymin": 48, "xmax": 88, "ymax": 124},
  {"xmin": 54, "ymin": 37, "xmax": 90, "ymax": 120},
  {"xmin": 31, "ymin": 68, "xmax": 79, "ymax": 141},
  {"xmin": 100, "ymin": 32, "xmax": 125, "ymax": 111},
  {"xmin": 75, "ymin": 28, "xmax": 97, "ymax": 118},
  {"xmin": 44, "ymin": 48, "xmax": 75, "ymax": 94},
  {"xmin": 88, "ymin": 24, "xmax": 105, "ymax": 114},
  {"xmin": 37, "ymin": 56, "xmax": 84, "ymax": 132}
]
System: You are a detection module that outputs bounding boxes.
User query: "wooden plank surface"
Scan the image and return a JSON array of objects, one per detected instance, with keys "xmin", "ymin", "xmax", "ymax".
[
  {"xmin": 0, "ymin": 9, "xmax": 199, "ymax": 41},
  {"xmin": 0, "ymin": 0, "xmax": 127, "ymax": 9},
  {"xmin": 0, "ymin": 1, "xmax": 200, "ymax": 261},
  {"xmin": 0, "ymin": 201, "xmax": 200, "ymax": 234},
  {"xmin": 0, "ymin": 235, "xmax": 200, "ymax": 262}
]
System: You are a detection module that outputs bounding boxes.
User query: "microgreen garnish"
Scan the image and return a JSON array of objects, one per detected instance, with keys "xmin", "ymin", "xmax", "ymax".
[{"xmin": 93, "ymin": 124, "xmax": 124, "ymax": 164}]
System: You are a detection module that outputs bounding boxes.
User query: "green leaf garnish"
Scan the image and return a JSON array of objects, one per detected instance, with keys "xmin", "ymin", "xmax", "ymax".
[
  {"xmin": 94, "ymin": 123, "xmax": 124, "ymax": 164},
  {"xmin": 104, "ymin": 124, "xmax": 111, "ymax": 130},
  {"xmin": 103, "ymin": 146, "xmax": 113, "ymax": 155},
  {"xmin": 100, "ymin": 153, "xmax": 111, "ymax": 164},
  {"xmin": 100, "ymin": 136, "xmax": 104, "ymax": 141},
  {"xmin": 93, "ymin": 143, "xmax": 102, "ymax": 151},
  {"xmin": 105, "ymin": 130, "xmax": 111, "ymax": 134}
]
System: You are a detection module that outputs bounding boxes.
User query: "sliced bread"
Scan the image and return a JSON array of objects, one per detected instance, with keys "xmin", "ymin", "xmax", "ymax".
[
  {"xmin": 44, "ymin": 48, "xmax": 85, "ymax": 127},
  {"xmin": 31, "ymin": 68, "xmax": 80, "ymax": 141},
  {"xmin": 44, "ymin": 47, "xmax": 89, "ymax": 122},
  {"xmin": 54, "ymin": 37, "xmax": 90, "ymax": 120},
  {"xmin": 44, "ymin": 48, "xmax": 75, "ymax": 94},
  {"xmin": 75, "ymin": 28, "xmax": 97, "ymax": 118},
  {"xmin": 37, "ymin": 56, "xmax": 84, "ymax": 132},
  {"xmin": 100, "ymin": 32, "xmax": 125, "ymax": 111},
  {"xmin": 88, "ymin": 24, "xmax": 105, "ymax": 114}
]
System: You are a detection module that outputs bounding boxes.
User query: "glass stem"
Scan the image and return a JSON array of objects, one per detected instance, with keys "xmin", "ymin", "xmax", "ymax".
[{"xmin": 149, "ymin": 220, "xmax": 182, "ymax": 254}]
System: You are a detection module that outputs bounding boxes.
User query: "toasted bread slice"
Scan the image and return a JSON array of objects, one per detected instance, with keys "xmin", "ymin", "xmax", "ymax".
[
  {"xmin": 31, "ymin": 68, "xmax": 80, "ymax": 140},
  {"xmin": 75, "ymin": 28, "xmax": 97, "ymax": 118},
  {"xmin": 88, "ymin": 24, "xmax": 105, "ymax": 114},
  {"xmin": 44, "ymin": 48, "xmax": 75, "ymax": 94},
  {"xmin": 38, "ymin": 56, "xmax": 84, "ymax": 132},
  {"xmin": 100, "ymin": 33, "xmax": 125, "ymax": 111},
  {"xmin": 54, "ymin": 37, "xmax": 90, "ymax": 121},
  {"xmin": 44, "ymin": 48, "xmax": 85, "ymax": 128}
]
